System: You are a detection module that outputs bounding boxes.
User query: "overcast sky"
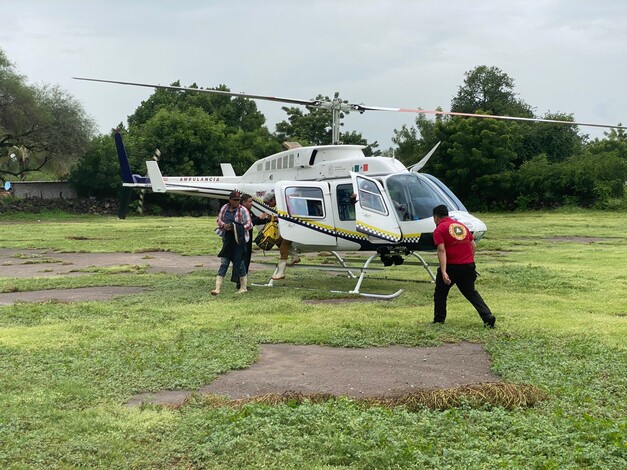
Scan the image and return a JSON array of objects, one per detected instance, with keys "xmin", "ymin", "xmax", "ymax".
[{"xmin": 2, "ymin": 0, "xmax": 626, "ymax": 149}]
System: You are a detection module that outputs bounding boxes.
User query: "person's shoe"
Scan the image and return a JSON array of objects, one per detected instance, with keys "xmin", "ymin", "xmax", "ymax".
[
  {"xmin": 483, "ymin": 315, "xmax": 496, "ymax": 328},
  {"xmin": 432, "ymin": 320, "xmax": 445, "ymax": 325},
  {"xmin": 287, "ymin": 255, "xmax": 301, "ymax": 266},
  {"xmin": 287, "ymin": 247, "xmax": 301, "ymax": 266},
  {"xmin": 271, "ymin": 260, "xmax": 287, "ymax": 280},
  {"xmin": 237, "ymin": 275, "xmax": 248, "ymax": 294},
  {"xmin": 211, "ymin": 275, "xmax": 224, "ymax": 296}
]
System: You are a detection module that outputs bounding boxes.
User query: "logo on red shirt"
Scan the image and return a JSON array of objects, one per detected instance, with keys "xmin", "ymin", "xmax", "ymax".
[{"xmin": 449, "ymin": 223, "xmax": 468, "ymax": 241}]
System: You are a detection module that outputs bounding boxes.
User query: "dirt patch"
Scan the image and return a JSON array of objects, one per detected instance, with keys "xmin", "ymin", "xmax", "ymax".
[
  {"xmin": 127, "ymin": 342, "xmax": 500, "ymax": 406},
  {"xmin": 0, "ymin": 248, "xmax": 218, "ymax": 278},
  {"xmin": 0, "ymin": 286, "xmax": 147, "ymax": 306},
  {"xmin": 546, "ymin": 236, "xmax": 620, "ymax": 243}
]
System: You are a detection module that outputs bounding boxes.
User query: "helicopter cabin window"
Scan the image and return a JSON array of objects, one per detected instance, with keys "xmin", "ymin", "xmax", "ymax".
[
  {"xmin": 289, "ymin": 154, "xmax": 295, "ymax": 168},
  {"xmin": 336, "ymin": 184, "xmax": 356, "ymax": 221},
  {"xmin": 257, "ymin": 163, "xmax": 263, "ymax": 172},
  {"xmin": 271, "ymin": 159, "xmax": 277, "ymax": 171},
  {"xmin": 357, "ymin": 177, "xmax": 387, "ymax": 215},
  {"xmin": 386, "ymin": 177, "xmax": 413, "ymax": 221},
  {"xmin": 283, "ymin": 155, "xmax": 289, "ymax": 169},
  {"xmin": 265, "ymin": 161, "xmax": 270, "ymax": 171},
  {"xmin": 285, "ymin": 187, "xmax": 324, "ymax": 218},
  {"xmin": 277, "ymin": 158, "xmax": 282, "ymax": 170}
]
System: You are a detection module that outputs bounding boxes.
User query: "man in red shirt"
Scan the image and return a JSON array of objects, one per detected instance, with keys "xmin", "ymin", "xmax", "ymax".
[{"xmin": 432, "ymin": 204, "xmax": 496, "ymax": 328}]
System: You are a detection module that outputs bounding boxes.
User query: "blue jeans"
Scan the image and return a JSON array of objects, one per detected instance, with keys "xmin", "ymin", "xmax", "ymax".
[{"xmin": 217, "ymin": 243, "xmax": 247, "ymax": 278}]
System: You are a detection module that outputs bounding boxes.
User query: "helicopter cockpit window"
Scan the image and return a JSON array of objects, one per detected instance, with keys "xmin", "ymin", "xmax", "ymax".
[
  {"xmin": 357, "ymin": 177, "xmax": 387, "ymax": 215},
  {"xmin": 385, "ymin": 173, "xmax": 457, "ymax": 220},
  {"xmin": 285, "ymin": 187, "xmax": 324, "ymax": 218},
  {"xmin": 421, "ymin": 174, "xmax": 467, "ymax": 211},
  {"xmin": 336, "ymin": 184, "xmax": 356, "ymax": 221}
]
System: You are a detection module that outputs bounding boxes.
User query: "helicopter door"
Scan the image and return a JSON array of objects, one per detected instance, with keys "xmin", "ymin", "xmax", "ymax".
[
  {"xmin": 274, "ymin": 181, "xmax": 337, "ymax": 246},
  {"xmin": 350, "ymin": 172, "xmax": 402, "ymax": 243}
]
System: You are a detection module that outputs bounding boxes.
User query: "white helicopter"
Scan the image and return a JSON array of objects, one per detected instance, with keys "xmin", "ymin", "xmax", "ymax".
[{"xmin": 76, "ymin": 77, "xmax": 625, "ymax": 298}]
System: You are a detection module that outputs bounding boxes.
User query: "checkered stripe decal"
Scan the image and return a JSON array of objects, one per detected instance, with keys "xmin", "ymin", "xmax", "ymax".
[
  {"xmin": 276, "ymin": 211, "xmax": 370, "ymax": 243},
  {"xmin": 402, "ymin": 234, "xmax": 422, "ymax": 244},
  {"xmin": 356, "ymin": 222, "xmax": 401, "ymax": 242}
]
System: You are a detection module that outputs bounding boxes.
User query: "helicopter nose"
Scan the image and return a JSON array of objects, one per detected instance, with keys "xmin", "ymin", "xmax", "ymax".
[{"xmin": 449, "ymin": 211, "xmax": 488, "ymax": 238}]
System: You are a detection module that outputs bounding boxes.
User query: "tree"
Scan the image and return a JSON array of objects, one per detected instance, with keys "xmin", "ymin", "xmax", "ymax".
[
  {"xmin": 451, "ymin": 65, "xmax": 533, "ymax": 118},
  {"xmin": 132, "ymin": 107, "xmax": 230, "ymax": 176},
  {"xmin": 585, "ymin": 126, "xmax": 627, "ymax": 161},
  {"xmin": 391, "ymin": 113, "xmax": 441, "ymax": 166},
  {"xmin": 515, "ymin": 113, "xmax": 584, "ymax": 165},
  {"xmin": 128, "ymin": 83, "xmax": 266, "ymax": 134},
  {"xmin": 428, "ymin": 117, "xmax": 521, "ymax": 210},
  {"xmin": 0, "ymin": 48, "xmax": 95, "ymax": 183},
  {"xmin": 69, "ymin": 130, "xmax": 121, "ymax": 198}
]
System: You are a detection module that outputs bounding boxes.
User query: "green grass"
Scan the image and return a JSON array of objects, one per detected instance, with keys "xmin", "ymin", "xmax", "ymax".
[{"xmin": 1, "ymin": 211, "xmax": 626, "ymax": 468}]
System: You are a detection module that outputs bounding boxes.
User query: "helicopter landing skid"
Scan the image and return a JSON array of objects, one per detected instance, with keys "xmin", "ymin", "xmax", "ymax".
[
  {"xmin": 330, "ymin": 251, "xmax": 435, "ymax": 283},
  {"xmin": 252, "ymin": 253, "xmax": 403, "ymax": 299}
]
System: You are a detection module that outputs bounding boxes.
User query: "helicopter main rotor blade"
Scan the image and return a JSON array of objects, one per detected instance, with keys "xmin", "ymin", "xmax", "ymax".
[
  {"xmin": 73, "ymin": 77, "xmax": 319, "ymax": 107},
  {"xmin": 74, "ymin": 77, "xmax": 624, "ymax": 130},
  {"xmin": 354, "ymin": 104, "xmax": 626, "ymax": 130}
]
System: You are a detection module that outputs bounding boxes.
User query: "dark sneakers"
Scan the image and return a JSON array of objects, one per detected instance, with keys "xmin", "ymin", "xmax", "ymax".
[
  {"xmin": 432, "ymin": 316, "xmax": 495, "ymax": 327},
  {"xmin": 483, "ymin": 315, "xmax": 496, "ymax": 328}
]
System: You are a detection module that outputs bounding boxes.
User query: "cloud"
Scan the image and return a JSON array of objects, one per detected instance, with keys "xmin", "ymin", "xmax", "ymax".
[{"xmin": 3, "ymin": 0, "xmax": 624, "ymax": 148}]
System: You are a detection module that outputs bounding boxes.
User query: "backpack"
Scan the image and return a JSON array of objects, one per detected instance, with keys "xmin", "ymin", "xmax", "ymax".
[{"xmin": 254, "ymin": 220, "xmax": 280, "ymax": 250}]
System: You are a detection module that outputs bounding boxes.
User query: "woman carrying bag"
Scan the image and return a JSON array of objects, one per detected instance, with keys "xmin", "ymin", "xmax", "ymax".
[{"xmin": 211, "ymin": 191, "xmax": 252, "ymax": 295}]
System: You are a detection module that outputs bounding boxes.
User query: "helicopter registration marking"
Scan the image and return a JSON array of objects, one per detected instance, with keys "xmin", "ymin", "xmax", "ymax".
[{"xmin": 177, "ymin": 177, "xmax": 220, "ymax": 182}]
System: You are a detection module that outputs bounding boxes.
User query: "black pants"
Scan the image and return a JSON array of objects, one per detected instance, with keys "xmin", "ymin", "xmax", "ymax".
[
  {"xmin": 434, "ymin": 263, "xmax": 492, "ymax": 323},
  {"xmin": 232, "ymin": 235, "xmax": 253, "ymax": 286}
]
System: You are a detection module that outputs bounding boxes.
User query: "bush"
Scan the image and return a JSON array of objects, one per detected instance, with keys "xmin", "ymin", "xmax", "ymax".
[{"xmin": 515, "ymin": 153, "xmax": 627, "ymax": 209}]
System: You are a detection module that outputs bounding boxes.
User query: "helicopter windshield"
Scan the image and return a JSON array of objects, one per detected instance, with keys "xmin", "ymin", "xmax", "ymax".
[{"xmin": 385, "ymin": 173, "xmax": 466, "ymax": 220}]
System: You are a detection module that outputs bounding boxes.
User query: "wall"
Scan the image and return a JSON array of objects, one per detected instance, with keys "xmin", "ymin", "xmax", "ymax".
[{"xmin": 11, "ymin": 181, "xmax": 78, "ymax": 200}]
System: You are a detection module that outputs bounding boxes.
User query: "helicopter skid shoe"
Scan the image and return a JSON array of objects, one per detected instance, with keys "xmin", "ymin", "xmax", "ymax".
[{"xmin": 330, "ymin": 288, "xmax": 404, "ymax": 300}]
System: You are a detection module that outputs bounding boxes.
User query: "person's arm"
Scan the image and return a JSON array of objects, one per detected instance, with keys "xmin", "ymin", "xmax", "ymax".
[
  {"xmin": 240, "ymin": 207, "xmax": 253, "ymax": 231},
  {"xmin": 471, "ymin": 239, "xmax": 477, "ymax": 256},
  {"xmin": 436, "ymin": 243, "xmax": 451, "ymax": 285},
  {"xmin": 252, "ymin": 212, "xmax": 269, "ymax": 226},
  {"xmin": 216, "ymin": 205, "xmax": 228, "ymax": 230}
]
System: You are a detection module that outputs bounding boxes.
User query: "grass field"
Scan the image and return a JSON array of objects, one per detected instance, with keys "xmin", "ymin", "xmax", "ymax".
[{"xmin": 1, "ymin": 210, "xmax": 626, "ymax": 468}]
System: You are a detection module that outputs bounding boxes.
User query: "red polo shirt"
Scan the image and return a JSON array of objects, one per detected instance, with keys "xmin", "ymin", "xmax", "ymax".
[{"xmin": 433, "ymin": 216, "xmax": 475, "ymax": 264}]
